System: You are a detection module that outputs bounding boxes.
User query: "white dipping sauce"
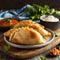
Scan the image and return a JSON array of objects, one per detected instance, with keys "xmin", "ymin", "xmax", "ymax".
[{"xmin": 40, "ymin": 15, "xmax": 59, "ymax": 22}]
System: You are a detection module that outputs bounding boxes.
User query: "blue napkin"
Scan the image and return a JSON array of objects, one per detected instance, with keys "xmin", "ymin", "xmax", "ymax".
[
  {"xmin": 0, "ymin": 11, "xmax": 14, "ymax": 19},
  {"xmin": 0, "ymin": 4, "xmax": 31, "ymax": 20}
]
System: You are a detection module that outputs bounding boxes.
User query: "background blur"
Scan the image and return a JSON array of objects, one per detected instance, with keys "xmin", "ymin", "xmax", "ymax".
[{"xmin": 0, "ymin": 0, "xmax": 60, "ymax": 10}]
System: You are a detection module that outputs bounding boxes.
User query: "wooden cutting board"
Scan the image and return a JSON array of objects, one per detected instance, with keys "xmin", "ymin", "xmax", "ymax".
[{"xmin": 0, "ymin": 29, "xmax": 60, "ymax": 59}]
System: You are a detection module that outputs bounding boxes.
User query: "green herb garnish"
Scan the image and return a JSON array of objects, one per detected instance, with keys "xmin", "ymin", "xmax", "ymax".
[
  {"xmin": 26, "ymin": 4, "xmax": 60, "ymax": 20},
  {"xmin": 55, "ymin": 32, "xmax": 60, "ymax": 37},
  {"xmin": 10, "ymin": 26, "xmax": 14, "ymax": 29},
  {"xmin": 19, "ymin": 26, "xmax": 25, "ymax": 28},
  {"xmin": 39, "ymin": 56, "xmax": 46, "ymax": 60},
  {"xmin": 6, "ymin": 19, "xmax": 11, "ymax": 23},
  {"xmin": 3, "ymin": 45, "xmax": 10, "ymax": 52}
]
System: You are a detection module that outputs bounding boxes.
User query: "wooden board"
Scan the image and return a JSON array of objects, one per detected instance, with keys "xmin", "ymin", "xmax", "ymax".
[{"xmin": 0, "ymin": 30, "xmax": 60, "ymax": 59}]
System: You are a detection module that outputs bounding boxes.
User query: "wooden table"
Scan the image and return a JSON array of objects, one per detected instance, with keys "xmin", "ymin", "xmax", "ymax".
[
  {"xmin": 0, "ymin": 29, "xmax": 60, "ymax": 60},
  {"xmin": 0, "ymin": 48, "xmax": 60, "ymax": 60}
]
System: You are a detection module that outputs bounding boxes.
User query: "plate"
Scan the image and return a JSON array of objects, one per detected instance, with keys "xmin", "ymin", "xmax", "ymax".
[{"xmin": 4, "ymin": 28, "xmax": 55, "ymax": 49}]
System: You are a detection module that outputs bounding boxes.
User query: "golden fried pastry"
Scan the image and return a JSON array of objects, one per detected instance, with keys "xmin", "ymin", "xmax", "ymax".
[
  {"xmin": 14, "ymin": 20, "xmax": 51, "ymax": 37},
  {"xmin": 9, "ymin": 27, "xmax": 46, "ymax": 45},
  {"xmin": 14, "ymin": 20, "xmax": 44, "ymax": 28},
  {"xmin": 4, "ymin": 29, "xmax": 11, "ymax": 37},
  {"xmin": 4, "ymin": 28, "xmax": 17, "ymax": 37},
  {"xmin": 4, "ymin": 20, "xmax": 52, "ymax": 45}
]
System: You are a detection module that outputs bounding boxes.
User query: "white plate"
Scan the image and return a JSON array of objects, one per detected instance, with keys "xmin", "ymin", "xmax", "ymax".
[{"xmin": 4, "ymin": 28, "xmax": 55, "ymax": 49}]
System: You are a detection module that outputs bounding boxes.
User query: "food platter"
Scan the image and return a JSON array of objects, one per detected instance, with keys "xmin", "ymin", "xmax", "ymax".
[{"xmin": 4, "ymin": 28, "xmax": 55, "ymax": 49}]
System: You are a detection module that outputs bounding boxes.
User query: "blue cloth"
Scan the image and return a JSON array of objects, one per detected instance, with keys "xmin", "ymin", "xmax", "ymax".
[
  {"xmin": 0, "ymin": 11, "xmax": 14, "ymax": 19},
  {"xmin": 0, "ymin": 4, "xmax": 31, "ymax": 20}
]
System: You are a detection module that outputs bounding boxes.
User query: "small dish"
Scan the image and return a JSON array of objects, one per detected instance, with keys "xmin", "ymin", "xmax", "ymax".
[
  {"xmin": 0, "ymin": 18, "xmax": 19, "ymax": 32},
  {"xmin": 4, "ymin": 28, "xmax": 55, "ymax": 49},
  {"xmin": 40, "ymin": 15, "xmax": 60, "ymax": 30}
]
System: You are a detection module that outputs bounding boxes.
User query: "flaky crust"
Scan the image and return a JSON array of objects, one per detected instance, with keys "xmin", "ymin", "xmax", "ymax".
[
  {"xmin": 4, "ymin": 28, "xmax": 16, "ymax": 37},
  {"xmin": 4, "ymin": 20, "xmax": 51, "ymax": 45},
  {"xmin": 14, "ymin": 20, "xmax": 51, "ymax": 37},
  {"xmin": 10, "ymin": 27, "xmax": 46, "ymax": 45},
  {"xmin": 14, "ymin": 20, "xmax": 44, "ymax": 28}
]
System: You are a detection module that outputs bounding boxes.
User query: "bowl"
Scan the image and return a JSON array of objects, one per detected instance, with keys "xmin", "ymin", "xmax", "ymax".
[
  {"xmin": 0, "ymin": 18, "xmax": 19, "ymax": 32},
  {"xmin": 40, "ymin": 15, "xmax": 60, "ymax": 30}
]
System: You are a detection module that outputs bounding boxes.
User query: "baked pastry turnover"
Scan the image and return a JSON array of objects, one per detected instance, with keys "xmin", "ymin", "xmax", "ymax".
[
  {"xmin": 4, "ymin": 20, "xmax": 51, "ymax": 45},
  {"xmin": 14, "ymin": 20, "xmax": 51, "ymax": 37}
]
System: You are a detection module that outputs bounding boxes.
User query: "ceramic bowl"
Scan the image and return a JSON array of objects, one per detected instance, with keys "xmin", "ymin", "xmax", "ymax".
[{"xmin": 40, "ymin": 15, "xmax": 60, "ymax": 30}]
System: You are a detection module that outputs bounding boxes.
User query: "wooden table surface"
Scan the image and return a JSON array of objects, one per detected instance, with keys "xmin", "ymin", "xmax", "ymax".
[
  {"xmin": 0, "ymin": 49, "xmax": 60, "ymax": 60},
  {"xmin": 0, "ymin": 29, "xmax": 60, "ymax": 60}
]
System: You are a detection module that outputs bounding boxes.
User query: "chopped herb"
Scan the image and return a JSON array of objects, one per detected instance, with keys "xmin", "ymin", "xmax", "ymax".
[
  {"xmin": 55, "ymin": 32, "xmax": 60, "ymax": 37},
  {"xmin": 6, "ymin": 19, "xmax": 11, "ymax": 23},
  {"xmin": 55, "ymin": 10, "xmax": 60, "ymax": 15},
  {"xmin": 39, "ymin": 56, "xmax": 46, "ymax": 60},
  {"xmin": 10, "ymin": 26, "xmax": 14, "ymax": 29},
  {"xmin": 19, "ymin": 26, "xmax": 25, "ymax": 28},
  {"xmin": 3, "ymin": 45, "xmax": 10, "ymax": 52}
]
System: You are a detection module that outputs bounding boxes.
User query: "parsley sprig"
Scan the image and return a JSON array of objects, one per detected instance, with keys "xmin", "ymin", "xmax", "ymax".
[
  {"xmin": 3, "ymin": 45, "xmax": 10, "ymax": 52},
  {"xmin": 39, "ymin": 56, "xmax": 46, "ymax": 60}
]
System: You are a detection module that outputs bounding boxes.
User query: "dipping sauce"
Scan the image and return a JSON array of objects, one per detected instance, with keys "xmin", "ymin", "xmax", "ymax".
[
  {"xmin": 40, "ymin": 15, "xmax": 59, "ymax": 22},
  {"xmin": 0, "ymin": 19, "xmax": 19, "ymax": 27}
]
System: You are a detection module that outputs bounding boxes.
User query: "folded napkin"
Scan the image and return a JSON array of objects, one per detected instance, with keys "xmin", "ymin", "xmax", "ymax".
[
  {"xmin": 0, "ymin": 4, "xmax": 31, "ymax": 20},
  {"xmin": 0, "ymin": 11, "xmax": 14, "ymax": 19}
]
